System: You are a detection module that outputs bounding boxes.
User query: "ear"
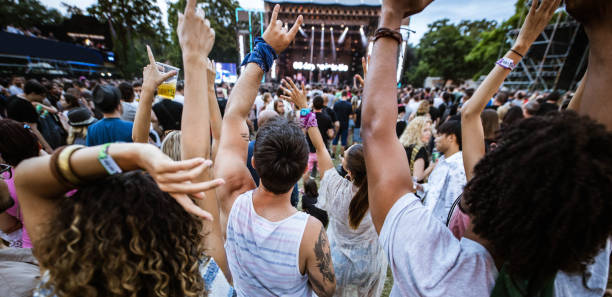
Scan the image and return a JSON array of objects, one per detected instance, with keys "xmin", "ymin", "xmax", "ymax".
[{"xmin": 250, "ymin": 156, "xmax": 256, "ymax": 170}]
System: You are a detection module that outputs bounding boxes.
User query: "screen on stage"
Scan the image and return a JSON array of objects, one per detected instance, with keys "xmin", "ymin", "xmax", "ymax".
[{"xmin": 215, "ymin": 62, "xmax": 237, "ymax": 84}]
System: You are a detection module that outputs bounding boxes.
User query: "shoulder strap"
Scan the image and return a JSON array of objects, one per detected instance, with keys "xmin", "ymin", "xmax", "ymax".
[{"xmin": 409, "ymin": 144, "xmax": 422, "ymax": 173}]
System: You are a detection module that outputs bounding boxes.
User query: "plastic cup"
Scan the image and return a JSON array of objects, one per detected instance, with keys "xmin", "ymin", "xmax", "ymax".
[{"xmin": 156, "ymin": 62, "xmax": 180, "ymax": 99}]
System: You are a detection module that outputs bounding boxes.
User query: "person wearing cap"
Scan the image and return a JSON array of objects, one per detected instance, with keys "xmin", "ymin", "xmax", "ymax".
[
  {"xmin": 86, "ymin": 85, "xmax": 133, "ymax": 146},
  {"xmin": 67, "ymin": 107, "xmax": 97, "ymax": 145}
]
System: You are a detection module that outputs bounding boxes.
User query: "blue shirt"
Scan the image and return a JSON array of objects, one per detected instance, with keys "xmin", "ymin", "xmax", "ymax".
[{"xmin": 86, "ymin": 118, "xmax": 133, "ymax": 146}]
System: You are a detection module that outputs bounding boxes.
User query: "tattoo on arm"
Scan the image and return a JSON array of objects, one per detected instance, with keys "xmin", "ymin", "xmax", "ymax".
[{"xmin": 310, "ymin": 225, "xmax": 335, "ymax": 296}]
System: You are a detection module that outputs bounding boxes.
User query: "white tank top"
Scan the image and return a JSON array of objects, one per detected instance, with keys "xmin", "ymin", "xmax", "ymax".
[{"xmin": 225, "ymin": 190, "xmax": 312, "ymax": 297}]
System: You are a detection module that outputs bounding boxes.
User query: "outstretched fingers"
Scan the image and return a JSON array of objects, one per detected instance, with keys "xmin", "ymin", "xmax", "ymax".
[
  {"xmin": 161, "ymin": 178, "xmax": 225, "ymax": 197},
  {"xmin": 270, "ymin": 4, "xmax": 280, "ymax": 25},
  {"xmin": 288, "ymin": 15, "xmax": 303, "ymax": 40},
  {"xmin": 146, "ymin": 45, "xmax": 156, "ymax": 66},
  {"xmin": 185, "ymin": 0, "xmax": 197, "ymax": 15},
  {"xmin": 158, "ymin": 158, "xmax": 207, "ymax": 173},
  {"xmin": 172, "ymin": 193, "xmax": 214, "ymax": 220}
]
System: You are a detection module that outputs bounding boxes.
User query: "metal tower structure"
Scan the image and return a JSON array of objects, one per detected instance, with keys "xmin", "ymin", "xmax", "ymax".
[{"xmin": 503, "ymin": 12, "xmax": 588, "ymax": 91}]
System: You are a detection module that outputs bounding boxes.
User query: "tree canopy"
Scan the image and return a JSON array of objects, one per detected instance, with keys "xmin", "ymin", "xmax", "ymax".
[
  {"xmin": 167, "ymin": 0, "xmax": 240, "ymax": 70},
  {"xmin": 403, "ymin": 0, "xmax": 529, "ymax": 87}
]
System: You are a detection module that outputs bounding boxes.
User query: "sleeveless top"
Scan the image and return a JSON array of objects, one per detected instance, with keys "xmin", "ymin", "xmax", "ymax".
[{"xmin": 225, "ymin": 190, "xmax": 312, "ymax": 297}]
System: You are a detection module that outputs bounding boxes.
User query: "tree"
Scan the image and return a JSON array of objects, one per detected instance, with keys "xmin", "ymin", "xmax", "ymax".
[
  {"xmin": 465, "ymin": 0, "xmax": 528, "ymax": 80},
  {"xmin": 167, "ymin": 0, "xmax": 239, "ymax": 69},
  {"xmin": 87, "ymin": 0, "xmax": 168, "ymax": 77},
  {"xmin": 403, "ymin": 17, "xmax": 500, "ymax": 87},
  {"xmin": 0, "ymin": 0, "xmax": 65, "ymax": 29}
]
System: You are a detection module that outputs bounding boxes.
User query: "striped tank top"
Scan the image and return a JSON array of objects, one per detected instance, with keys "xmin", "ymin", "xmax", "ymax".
[{"xmin": 225, "ymin": 190, "xmax": 312, "ymax": 297}]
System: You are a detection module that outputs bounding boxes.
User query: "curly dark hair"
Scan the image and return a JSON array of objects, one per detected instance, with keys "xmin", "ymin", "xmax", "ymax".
[
  {"xmin": 35, "ymin": 171, "xmax": 207, "ymax": 297},
  {"xmin": 463, "ymin": 111, "xmax": 612, "ymax": 283}
]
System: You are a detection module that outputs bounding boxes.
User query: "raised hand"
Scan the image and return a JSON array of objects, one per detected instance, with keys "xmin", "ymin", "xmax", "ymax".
[
  {"xmin": 137, "ymin": 145, "xmax": 224, "ymax": 220},
  {"xmin": 177, "ymin": 0, "xmax": 216, "ymax": 60},
  {"xmin": 383, "ymin": 0, "xmax": 434, "ymax": 18},
  {"xmin": 354, "ymin": 56, "xmax": 370, "ymax": 86},
  {"xmin": 206, "ymin": 58, "xmax": 216, "ymax": 87},
  {"xmin": 514, "ymin": 0, "xmax": 561, "ymax": 55},
  {"xmin": 280, "ymin": 77, "xmax": 308, "ymax": 109},
  {"xmin": 142, "ymin": 45, "xmax": 177, "ymax": 90},
  {"xmin": 262, "ymin": 4, "xmax": 303, "ymax": 54}
]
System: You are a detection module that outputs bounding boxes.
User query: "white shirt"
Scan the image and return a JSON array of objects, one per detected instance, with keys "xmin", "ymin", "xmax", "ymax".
[
  {"xmin": 9, "ymin": 85, "xmax": 23, "ymax": 96},
  {"xmin": 254, "ymin": 95, "xmax": 264, "ymax": 114},
  {"xmin": 419, "ymin": 151, "xmax": 466, "ymax": 223},
  {"xmin": 174, "ymin": 94, "xmax": 185, "ymax": 105},
  {"xmin": 316, "ymin": 169, "xmax": 388, "ymax": 297},
  {"xmin": 380, "ymin": 193, "xmax": 498, "ymax": 296},
  {"xmin": 433, "ymin": 97, "xmax": 444, "ymax": 108},
  {"xmin": 407, "ymin": 99, "xmax": 421, "ymax": 115}
]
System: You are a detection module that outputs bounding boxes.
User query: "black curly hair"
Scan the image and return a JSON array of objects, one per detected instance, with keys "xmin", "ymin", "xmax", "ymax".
[
  {"xmin": 463, "ymin": 111, "xmax": 612, "ymax": 285},
  {"xmin": 36, "ymin": 171, "xmax": 207, "ymax": 297}
]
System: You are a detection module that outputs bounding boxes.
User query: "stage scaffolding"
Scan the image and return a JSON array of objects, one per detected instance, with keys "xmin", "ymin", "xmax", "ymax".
[{"xmin": 503, "ymin": 12, "xmax": 589, "ymax": 91}]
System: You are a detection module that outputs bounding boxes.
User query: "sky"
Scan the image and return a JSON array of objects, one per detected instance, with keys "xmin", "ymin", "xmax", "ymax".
[{"xmin": 41, "ymin": 0, "xmax": 517, "ymax": 43}]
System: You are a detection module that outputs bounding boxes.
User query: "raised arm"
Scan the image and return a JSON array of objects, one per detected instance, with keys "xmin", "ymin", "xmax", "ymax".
[
  {"xmin": 362, "ymin": 1, "xmax": 432, "ymax": 233},
  {"xmin": 214, "ymin": 4, "xmax": 303, "ymax": 217},
  {"xmin": 178, "ymin": 0, "xmax": 214, "ymax": 164},
  {"xmin": 175, "ymin": 0, "xmax": 234, "ymax": 281},
  {"xmin": 461, "ymin": 0, "xmax": 560, "ymax": 181},
  {"xmin": 132, "ymin": 46, "xmax": 177, "ymax": 143},
  {"xmin": 14, "ymin": 143, "xmax": 223, "ymax": 245},
  {"xmin": 281, "ymin": 77, "xmax": 334, "ymax": 177},
  {"xmin": 207, "ymin": 60, "xmax": 223, "ymax": 161}
]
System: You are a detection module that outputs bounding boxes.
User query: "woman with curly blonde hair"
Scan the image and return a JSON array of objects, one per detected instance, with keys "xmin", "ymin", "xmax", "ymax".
[{"xmin": 399, "ymin": 116, "xmax": 434, "ymax": 182}]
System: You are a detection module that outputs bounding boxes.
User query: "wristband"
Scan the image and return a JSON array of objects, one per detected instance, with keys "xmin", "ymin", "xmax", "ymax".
[
  {"xmin": 240, "ymin": 37, "xmax": 278, "ymax": 72},
  {"xmin": 300, "ymin": 112, "xmax": 317, "ymax": 129},
  {"xmin": 300, "ymin": 108, "xmax": 311, "ymax": 117},
  {"xmin": 98, "ymin": 143, "xmax": 123, "ymax": 175},
  {"xmin": 372, "ymin": 28, "xmax": 402, "ymax": 44},
  {"xmin": 510, "ymin": 49, "xmax": 524, "ymax": 59},
  {"xmin": 496, "ymin": 57, "xmax": 516, "ymax": 71}
]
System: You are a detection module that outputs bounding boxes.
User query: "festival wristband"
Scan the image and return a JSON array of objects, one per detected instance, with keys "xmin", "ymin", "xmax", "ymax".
[
  {"xmin": 98, "ymin": 143, "xmax": 123, "ymax": 175},
  {"xmin": 300, "ymin": 108, "xmax": 311, "ymax": 117},
  {"xmin": 496, "ymin": 57, "xmax": 516, "ymax": 71},
  {"xmin": 300, "ymin": 112, "xmax": 317, "ymax": 129},
  {"xmin": 240, "ymin": 37, "xmax": 278, "ymax": 72}
]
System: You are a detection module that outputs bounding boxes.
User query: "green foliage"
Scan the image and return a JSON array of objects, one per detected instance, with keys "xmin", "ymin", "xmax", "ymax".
[
  {"xmin": 167, "ymin": 0, "xmax": 240, "ymax": 70},
  {"xmin": 0, "ymin": 0, "xmax": 65, "ymax": 29},
  {"xmin": 87, "ymin": 0, "xmax": 168, "ymax": 78},
  {"xmin": 404, "ymin": 18, "xmax": 496, "ymax": 86},
  {"xmin": 404, "ymin": 0, "xmax": 530, "ymax": 86}
]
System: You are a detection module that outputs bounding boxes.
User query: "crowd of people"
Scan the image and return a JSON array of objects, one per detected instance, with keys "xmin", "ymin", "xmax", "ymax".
[{"xmin": 0, "ymin": 0, "xmax": 611, "ymax": 296}]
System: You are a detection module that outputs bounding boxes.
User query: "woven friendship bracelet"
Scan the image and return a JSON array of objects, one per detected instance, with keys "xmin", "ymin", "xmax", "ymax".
[{"xmin": 372, "ymin": 28, "xmax": 403, "ymax": 44}]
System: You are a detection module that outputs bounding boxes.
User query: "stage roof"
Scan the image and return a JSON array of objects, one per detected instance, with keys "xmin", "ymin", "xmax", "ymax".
[{"xmin": 265, "ymin": 0, "xmax": 381, "ymax": 7}]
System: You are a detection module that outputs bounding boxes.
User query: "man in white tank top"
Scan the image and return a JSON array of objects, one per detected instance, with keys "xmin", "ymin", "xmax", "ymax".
[{"xmin": 214, "ymin": 5, "xmax": 336, "ymax": 297}]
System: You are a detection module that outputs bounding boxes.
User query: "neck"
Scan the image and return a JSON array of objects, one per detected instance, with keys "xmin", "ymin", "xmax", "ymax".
[
  {"xmin": 252, "ymin": 186, "xmax": 295, "ymax": 221},
  {"xmin": 443, "ymin": 145, "xmax": 459, "ymax": 158},
  {"xmin": 103, "ymin": 110, "xmax": 121, "ymax": 118},
  {"xmin": 577, "ymin": 24, "xmax": 612, "ymax": 130}
]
